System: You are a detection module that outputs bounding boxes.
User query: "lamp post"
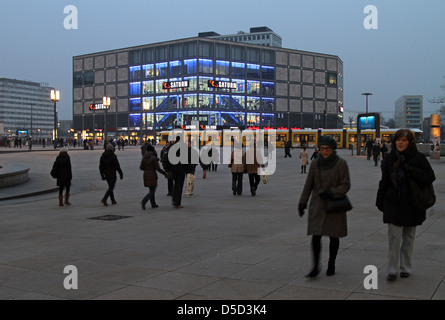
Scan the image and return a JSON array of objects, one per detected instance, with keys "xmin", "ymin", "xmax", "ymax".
[
  {"xmin": 50, "ymin": 90, "xmax": 60, "ymax": 149},
  {"xmin": 361, "ymin": 92, "xmax": 372, "ymax": 113},
  {"xmin": 103, "ymin": 96, "xmax": 111, "ymax": 142}
]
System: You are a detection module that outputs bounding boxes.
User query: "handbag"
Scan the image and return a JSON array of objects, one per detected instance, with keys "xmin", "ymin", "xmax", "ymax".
[
  {"xmin": 319, "ymin": 165, "xmax": 352, "ymax": 213},
  {"xmin": 409, "ymin": 179, "xmax": 436, "ymax": 210},
  {"xmin": 325, "ymin": 195, "xmax": 353, "ymax": 213},
  {"xmin": 263, "ymin": 174, "xmax": 269, "ymax": 184}
]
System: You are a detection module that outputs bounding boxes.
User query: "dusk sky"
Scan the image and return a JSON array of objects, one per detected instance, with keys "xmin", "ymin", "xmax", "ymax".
[{"xmin": 1, "ymin": 0, "xmax": 444, "ymax": 122}]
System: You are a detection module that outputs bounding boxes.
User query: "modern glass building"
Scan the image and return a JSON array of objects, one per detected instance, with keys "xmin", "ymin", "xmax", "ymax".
[
  {"xmin": 0, "ymin": 78, "xmax": 55, "ymax": 139},
  {"xmin": 72, "ymin": 31, "xmax": 343, "ymax": 142},
  {"xmin": 394, "ymin": 95, "xmax": 423, "ymax": 129}
]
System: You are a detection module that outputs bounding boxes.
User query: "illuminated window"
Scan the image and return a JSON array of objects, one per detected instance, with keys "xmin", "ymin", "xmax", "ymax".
[
  {"xmin": 199, "ymin": 76, "xmax": 214, "ymax": 91},
  {"xmin": 170, "ymin": 61, "xmax": 182, "ymax": 76},
  {"xmin": 327, "ymin": 72, "xmax": 337, "ymax": 86},
  {"xmin": 143, "ymin": 81, "xmax": 154, "ymax": 95},
  {"xmin": 261, "ymin": 98, "xmax": 274, "ymax": 111},
  {"xmin": 156, "ymin": 96, "xmax": 168, "ymax": 110},
  {"xmin": 247, "ymin": 80, "xmax": 260, "ymax": 94},
  {"xmin": 129, "ymin": 98, "xmax": 141, "ymax": 111},
  {"xmin": 232, "ymin": 79, "xmax": 245, "ymax": 93},
  {"xmin": 247, "ymin": 64, "xmax": 260, "ymax": 78},
  {"xmin": 156, "ymin": 62, "xmax": 168, "ymax": 77},
  {"xmin": 232, "ymin": 96, "xmax": 246, "ymax": 110},
  {"xmin": 261, "ymin": 82, "xmax": 275, "ymax": 95},
  {"xmin": 247, "ymin": 96, "xmax": 260, "ymax": 111},
  {"xmin": 216, "ymin": 60, "xmax": 230, "ymax": 76},
  {"xmin": 184, "ymin": 59, "xmax": 197, "ymax": 75},
  {"xmin": 130, "ymin": 66, "xmax": 141, "ymax": 81},
  {"xmin": 199, "ymin": 59, "xmax": 213, "ymax": 74},
  {"xmin": 214, "ymin": 94, "xmax": 231, "ymax": 109},
  {"xmin": 199, "ymin": 94, "xmax": 214, "ymax": 109},
  {"xmin": 129, "ymin": 82, "xmax": 141, "ymax": 96},
  {"xmin": 142, "ymin": 97, "xmax": 154, "ymax": 110},
  {"xmin": 142, "ymin": 64, "xmax": 155, "ymax": 79},
  {"xmin": 184, "ymin": 94, "xmax": 197, "ymax": 108},
  {"xmin": 231, "ymin": 62, "xmax": 245, "ymax": 78},
  {"xmin": 261, "ymin": 66, "xmax": 274, "ymax": 80}
]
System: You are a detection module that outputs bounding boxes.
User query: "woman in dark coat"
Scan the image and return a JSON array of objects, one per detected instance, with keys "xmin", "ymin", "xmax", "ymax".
[
  {"xmin": 376, "ymin": 129, "xmax": 435, "ymax": 281},
  {"xmin": 140, "ymin": 145, "xmax": 166, "ymax": 209},
  {"xmin": 99, "ymin": 144, "xmax": 124, "ymax": 206},
  {"xmin": 298, "ymin": 136, "xmax": 351, "ymax": 278},
  {"xmin": 51, "ymin": 148, "xmax": 72, "ymax": 206}
]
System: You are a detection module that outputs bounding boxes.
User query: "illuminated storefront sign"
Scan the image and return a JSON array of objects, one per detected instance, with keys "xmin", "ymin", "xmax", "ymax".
[
  {"xmin": 162, "ymin": 80, "xmax": 189, "ymax": 90},
  {"xmin": 89, "ymin": 104, "xmax": 110, "ymax": 110},
  {"xmin": 208, "ymin": 80, "xmax": 237, "ymax": 89}
]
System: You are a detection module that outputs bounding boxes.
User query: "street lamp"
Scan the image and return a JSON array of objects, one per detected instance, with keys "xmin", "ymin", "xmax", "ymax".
[
  {"xmin": 103, "ymin": 96, "xmax": 111, "ymax": 142},
  {"xmin": 50, "ymin": 90, "xmax": 60, "ymax": 149},
  {"xmin": 361, "ymin": 92, "xmax": 372, "ymax": 113}
]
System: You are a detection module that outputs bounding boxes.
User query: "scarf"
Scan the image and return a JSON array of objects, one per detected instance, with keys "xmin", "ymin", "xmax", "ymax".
[{"xmin": 317, "ymin": 151, "xmax": 339, "ymax": 170}]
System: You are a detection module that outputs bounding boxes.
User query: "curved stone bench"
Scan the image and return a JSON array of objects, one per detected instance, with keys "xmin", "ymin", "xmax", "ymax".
[{"xmin": 0, "ymin": 165, "xmax": 30, "ymax": 188}]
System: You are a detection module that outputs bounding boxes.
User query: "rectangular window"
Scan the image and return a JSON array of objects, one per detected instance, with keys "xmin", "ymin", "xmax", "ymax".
[
  {"xmin": 142, "ymin": 97, "xmax": 154, "ymax": 110},
  {"xmin": 129, "ymin": 98, "xmax": 141, "ymax": 111},
  {"xmin": 261, "ymin": 82, "xmax": 275, "ymax": 95},
  {"xmin": 199, "ymin": 41, "xmax": 214, "ymax": 58},
  {"xmin": 231, "ymin": 62, "xmax": 245, "ymax": 78},
  {"xmin": 199, "ymin": 94, "xmax": 214, "ymax": 109},
  {"xmin": 261, "ymin": 50, "xmax": 274, "ymax": 64},
  {"xmin": 261, "ymin": 98, "xmax": 274, "ymax": 111},
  {"xmin": 214, "ymin": 94, "xmax": 231, "ymax": 109},
  {"xmin": 156, "ymin": 62, "xmax": 169, "ymax": 77},
  {"xmin": 327, "ymin": 72, "xmax": 337, "ymax": 86},
  {"xmin": 184, "ymin": 59, "xmax": 197, "ymax": 75},
  {"xmin": 184, "ymin": 42, "xmax": 197, "ymax": 58},
  {"xmin": 129, "ymin": 82, "xmax": 141, "ymax": 96},
  {"xmin": 232, "ymin": 79, "xmax": 245, "ymax": 93},
  {"xmin": 183, "ymin": 76, "xmax": 198, "ymax": 92},
  {"xmin": 156, "ymin": 112, "xmax": 176, "ymax": 130},
  {"xmin": 215, "ymin": 44, "xmax": 229, "ymax": 59},
  {"xmin": 156, "ymin": 95, "xmax": 168, "ymax": 110},
  {"xmin": 73, "ymin": 72, "xmax": 83, "ymax": 87},
  {"xmin": 142, "ymin": 48, "xmax": 154, "ymax": 63},
  {"xmin": 142, "ymin": 64, "xmax": 155, "ymax": 79},
  {"xmin": 143, "ymin": 112, "xmax": 154, "ymax": 126},
  {"xmin": 170, "ymin": 43, "xmax": 182, "ymax": 59},
  {"xmin": 246, "ymin": 64, "xmax": 260, "ymax": 78},
  {"xmin": 216, "ymin": 60, "xmax": 230, "ymax": 76},
  {"xmin": 247, "ymin": 113, "xmax": 260, "ymax": 126},
  {"xmin": 261, "ymin": 66, "xmax": 275, "ymax": 80},
  {"xmin": 156, "ymin": 79, "xmax": 168, "ymax": 94},
  {"xmin": 232, "ymin": 96, "xmax": 246, "ymax": 110},
  {"xmin": 156, "ymin": 46, "xmax": 168, "ymax": 61},
  {"xmin": 199, "ymin": 59, "xmax": 213, "ymax": 74},
  {"xmin": 184, "ymin": 94, "xmax": 197, "ymax": 108},
  {"xmin": 247, "ymin": 80, "xmax": 260, "ymax": 95},
  {"xmin": 247, "ymin": 48, "xmax": 260, "ymax": 63},
  {"xmin": 232, "ymin": 46, "xmax": 245, "ymax": 61},
  {"xmin": 247, "ymin": 96, "xmax": 260, "ymax": 111},
  {"xmin": 169, "ymin": 95, "xmax": 182, "ymax": 109},
  {"xmin": 129, "ymin": 50, "xmax": 141, "ymax": 65},
  {"xmin": 170, "ymin": 60, "xmax": 182, "ymax": 76},
  {"xmin": 143, "ymin": 81, "xmax": 154, "ymax": 95},
  {"xmin": 129, "ymin": 113, "xmax": 141, "ymax": 127},
  {"xmin": 199, "ymin": 76, "xmax": 214, "ymax": 91},
  {"xmin": 261, "ymin": 113, "xmax": 275, "ymax": 127},
  {"xmin": 222, "ymin": 111, "xmax": 245, "ymax": 126},
  {"xmin": 129, "ymin": 66, "xmax": 141, "ymax": 81},
  {"xmin": 84, "ymin": 71, "xmax": 94, "ymax": 85}
]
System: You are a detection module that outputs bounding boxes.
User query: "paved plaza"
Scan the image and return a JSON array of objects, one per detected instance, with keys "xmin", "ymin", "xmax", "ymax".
[{"xmin": 0, "ymin": 145, "xmax": 444, "ymax": 300}]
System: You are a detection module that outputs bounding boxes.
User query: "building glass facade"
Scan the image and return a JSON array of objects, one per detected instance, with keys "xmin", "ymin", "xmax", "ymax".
[{"xmin": 73, "ymin": 36, "xmax": 343, "ymax": 142}]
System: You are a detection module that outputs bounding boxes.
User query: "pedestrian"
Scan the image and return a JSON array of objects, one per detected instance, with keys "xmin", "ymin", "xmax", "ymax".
[
  {"xmin": 284, "ymin": 140, "xmax": 292, "ymax": 158},
  {"xmin": 28, "ymin": 137, "xmax": 32, "ymax": 151},
  {"xmin": 161, "ymin": 142, "xmax": 174, "ymax": 196},
  {"xmin": 230, "ymin": 148, "xmax": 246, "ymax": 195},
  {"xmin": 310, "ymin": 147, "xmax": 319, "ymax": 160},
  {"xmin": 99, "ymin": 144, "xmax": 124, "ymax": 206},
  {"xmin": 380, "ymin": 143, "xmax": 388, "ymax": 160},
  {"xmin": 246, "ymin": 143, "xmax": 262, "ymax": 196},
  {"xmin": 366, "ymin": 139, "xmax": 373, "ymax": 160},
  {"xmin": 51, "ymin": 148, "xmax": 72, "ymax": 207},
  {"xmin": 298, "ymin": 136, "xmax": 351, "ymax": 277},
  {"xmin": 140, "ymin": 144, "xmax": 166, "ymax": 210},
  {"xmin": 372, "ymin": 142, "xmax": 381, "ymax": 166},
  {"xmin": 163, "ymin": 135, "xmax": 188, "ymax": 208},
  {"xmin": 376, "ymin": 129, "xmax": 435, "ymax": 281},
  {"xmin": 299, "ymin": 147, "xmax": 309, "ymax": 173}
]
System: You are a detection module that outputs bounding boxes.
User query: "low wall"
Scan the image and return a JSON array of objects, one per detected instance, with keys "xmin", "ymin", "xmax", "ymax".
[{"xmin": 0, "ymin": 165, "xmax": 30, "ymax": 188}]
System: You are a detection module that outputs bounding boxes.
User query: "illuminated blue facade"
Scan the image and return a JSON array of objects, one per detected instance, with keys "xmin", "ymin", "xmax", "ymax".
[{"xmin": 73, "ymin": 35, "xmax": 343, "ymax": 141}]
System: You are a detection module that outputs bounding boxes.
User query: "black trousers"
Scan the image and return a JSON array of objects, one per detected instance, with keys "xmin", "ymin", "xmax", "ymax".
[
  {"xmin": 172, "ymin": 171, "xmax": 186, "ymax": 206},
  {"xmin": 248, "ymin": 173, "xmax": 260, "ymax": 190},
  {"xmin": 59, "ymin": 185, "xmax": 71, "ymax": 196},
  {"xmin": 232, "ymin": 172, "xmax": 243, "ymax": 195},
  {"xmin": 103, "ymin": 176, "xmax": 117, "ymax": 202}
]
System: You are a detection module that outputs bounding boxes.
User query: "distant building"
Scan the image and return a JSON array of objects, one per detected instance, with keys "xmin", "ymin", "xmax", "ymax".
[
  {"xmin": 394, "ymin": 95, "xmax": 423, "ymax": 129},
  {"xmin": 0, "ymin": 78, "xmax": 55, "ymax": 139},
  {"xmin": 59, "ymin": 120, "xmax": 73, "ymax": 139},
  {"xmin": 199, "ymin": 26, "xmax": 282, "ymax": 48}
]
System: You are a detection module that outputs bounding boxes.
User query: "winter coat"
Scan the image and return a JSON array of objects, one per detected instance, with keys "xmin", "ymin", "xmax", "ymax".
[
  {"xmin": 299, "ymin": 156, "xmax": 350, "ymax": 238},
  {"xmin": 230, "ymin": 150, "xmax": 246, "ymax": 173},
  {"xmin": 52, "ymin": 153, "xmax": 72, "ymax": 187},
  {"xmin": 99, "ymin": 150, "xmax": 123, "ymax": 179},
  {"xmin": 376, "ymin": 145, "xmax": 435, "ymax": 226},
  {"xmin": 140, "ymin": 151, "xmax": 165, "ymax": 188},
  {"xmin": 299, "ymin": 150, "xmax": 309, "ymax": 166},
  {"xmin": 246, "ymin": 147, "xmax": 263, "ymax": 174}
]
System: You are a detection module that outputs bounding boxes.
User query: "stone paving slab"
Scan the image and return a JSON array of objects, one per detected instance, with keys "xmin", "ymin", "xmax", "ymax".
[{"xmin": 0, "ymin": 146, "xmax": 444, "ymax": 300}]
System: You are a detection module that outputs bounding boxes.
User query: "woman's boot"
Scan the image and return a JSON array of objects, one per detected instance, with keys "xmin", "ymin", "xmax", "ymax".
[
  {"xmin": 58, "ymin": 195, "xmax": 64, "ymax": 207},
  {"xmin": 65, "ymin": 194, "xmax": 71, "ymax": 206}
]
